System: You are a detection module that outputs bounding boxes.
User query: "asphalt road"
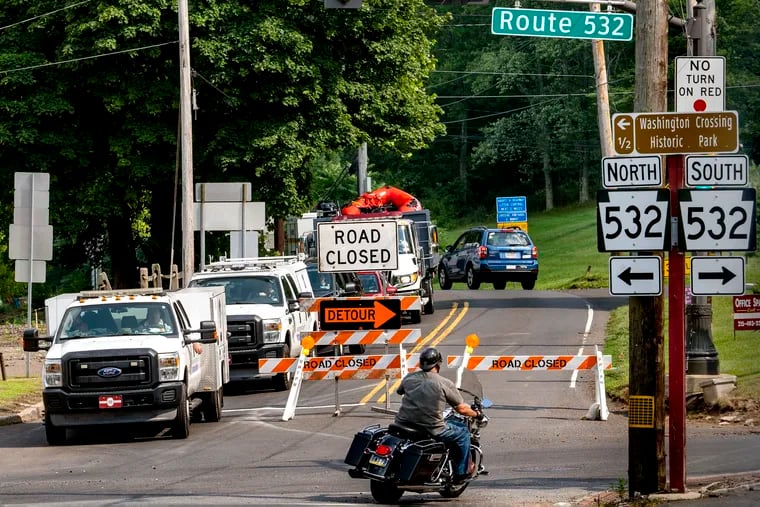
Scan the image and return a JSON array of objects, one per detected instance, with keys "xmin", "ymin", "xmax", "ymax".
[{"xmin": 0, "ymin": 288, "xmax": 758, "ymax": 506}]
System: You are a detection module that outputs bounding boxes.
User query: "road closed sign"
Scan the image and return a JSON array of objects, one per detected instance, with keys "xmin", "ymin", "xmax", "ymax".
[{"xmin": 317, "ymin": 220, "xmax": 399, "ymax": 272}]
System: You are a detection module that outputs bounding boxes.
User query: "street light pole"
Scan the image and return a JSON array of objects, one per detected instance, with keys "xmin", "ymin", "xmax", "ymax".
[{"xmin": 685, "ymin": 0, "xmax": 719, "ymax": 376}]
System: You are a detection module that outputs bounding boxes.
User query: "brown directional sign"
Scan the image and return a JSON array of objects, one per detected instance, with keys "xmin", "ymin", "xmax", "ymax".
[
  {"xmin": 612, "ymin": 111, "xmax": 739, "ymax": 155},
  {"xmin": 319, "ymin": 298, "xmax": 402, "ymax": 330}
]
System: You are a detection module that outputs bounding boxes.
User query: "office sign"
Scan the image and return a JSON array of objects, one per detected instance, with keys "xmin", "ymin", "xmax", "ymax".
[
  {"xmin": 612, "ymin": 111, "xmax": 740, "ymax": 155},
  {"xmin": 596, "ymin": 189, "xmax": 670, "ymax": 252},
  {"xmin": 685, "ymin": 155, "xmax": 749, "ymax": 187},
  {"xmin": 491, "ymin": 8, "xmax": 633, "ymax": 41},
  {"xmin": 678, "ymin": 189, "xmax": 756, "ymax": 252},
  {"xmin": 733, "ymin": 294, "xmax": 760, "ymax": 331}
]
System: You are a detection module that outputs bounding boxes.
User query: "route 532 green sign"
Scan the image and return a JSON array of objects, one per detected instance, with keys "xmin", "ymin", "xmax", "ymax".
[{"xmin": 491, "ymin": 8, "xmax": 634, "ymax": 42}]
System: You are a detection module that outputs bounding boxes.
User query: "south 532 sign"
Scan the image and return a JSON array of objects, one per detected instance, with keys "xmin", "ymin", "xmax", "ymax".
[
  {"xmin": 597, "ymin": 189, "xmax": 670, "ymax": 252},
  {"xmin": 678, "ymin": 189, "xmax": 756, "ymax": 252}
]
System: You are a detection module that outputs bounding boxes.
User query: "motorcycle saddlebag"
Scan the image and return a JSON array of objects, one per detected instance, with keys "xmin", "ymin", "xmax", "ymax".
[
  {"xmin": 344, "ymin": 424, "xmax": 386, "ymax": 466},
  {"xmin": 397, "ymin": 439, "xmax": 446, "ymax": 482}
]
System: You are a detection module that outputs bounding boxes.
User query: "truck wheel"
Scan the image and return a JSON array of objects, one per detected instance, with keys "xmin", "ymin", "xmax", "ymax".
[
  {"xmin": 466, "ymin": 265, "xmax": 481, "ymax": 290},
  {"xmin": 172, "ymin": 385, "xmax": 190, "ymax": 439},
  {"xmin": 273, "ymin": 345, "xmax": 292, "ymax": 391},
  {"xmin": 45, "ymin": 413, "xmax": 66, "ymax": 445},
  {"xmin": 201, "ymin": 387, "xmax": 223, "ymax": 423},
  {"xmin": 521, "ymin": 278, "xmax": 536, "ymax": 290},
  {"xmin": 438, "ymin": 265, "xmax": 452, "ymax": 290},
  {"xmin": 493, "ymin": 279, "xmax": 507, "ymax": 290},
  {"xmin": 423, "ymin": 279, "xmax": 435, "ymax": 315}
]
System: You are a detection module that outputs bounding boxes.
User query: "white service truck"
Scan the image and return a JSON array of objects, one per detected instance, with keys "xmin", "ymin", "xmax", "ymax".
[
  {"xmin": 22, "ymin": 286, "xmax": 229, "ymax": 445},
  {"xmin": 187, "ymin": 256, "xmax": 316, "ymax": 390}
]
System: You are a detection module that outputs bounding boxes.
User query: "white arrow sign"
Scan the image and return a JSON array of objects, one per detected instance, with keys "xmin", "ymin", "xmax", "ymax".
[
  {"xmin": 690, "ymin": 256, "xmax": 745, "ymax": 295},
  {"xmin": 609, "ymin": 256, "xmax": 662, "ymax": 296}
]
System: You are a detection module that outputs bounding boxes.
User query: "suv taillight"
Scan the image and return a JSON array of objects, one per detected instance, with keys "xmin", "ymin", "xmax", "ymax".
[
  {"xmin": 531, "ymin": 246, "xmax": 538, "ymax": 259},
  {"xmin": 478, "ymin": 246, "xmax": 488, "ymax": 259}
]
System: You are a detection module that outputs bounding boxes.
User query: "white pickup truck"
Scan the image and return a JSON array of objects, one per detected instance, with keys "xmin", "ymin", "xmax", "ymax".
[{"xmin": 22, "ymin": 287, "xmax": 229, "ymax": 445}]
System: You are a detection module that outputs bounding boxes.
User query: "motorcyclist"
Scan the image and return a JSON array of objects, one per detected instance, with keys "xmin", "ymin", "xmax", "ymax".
[{"xmin": 395, "ymin": 347, "xmax": 480, "ymax": 483}]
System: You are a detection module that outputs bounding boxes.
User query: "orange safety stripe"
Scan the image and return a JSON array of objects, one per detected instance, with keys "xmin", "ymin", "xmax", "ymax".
[{"xmin": 448, "ymin": 355, "xmax": 613, "ymax": 371}]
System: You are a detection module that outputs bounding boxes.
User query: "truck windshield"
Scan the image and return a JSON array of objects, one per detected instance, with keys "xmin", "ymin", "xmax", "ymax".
[
  {"xmin": 398, "ymin": 225, "xmax": 414, "ymax": 254},
  {"xmin": 59, "ymin": 303, "xmax": 176, "ymax": 339},
  {"xmin": 191, "ymin": 276, "xmax": 282, "ymax": 305}
]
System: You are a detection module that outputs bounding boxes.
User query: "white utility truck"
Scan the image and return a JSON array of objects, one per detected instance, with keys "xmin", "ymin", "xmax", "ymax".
[
  {"xmin": 188, "ymin": 256, "xmax": 316, "ymax": 390},
  {"xmin": 22, "ymin": 287, "xmax": 229, "ymax": 445}
]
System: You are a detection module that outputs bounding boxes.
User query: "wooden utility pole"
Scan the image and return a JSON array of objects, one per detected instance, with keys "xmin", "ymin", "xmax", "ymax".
[
  {"xmin": 178, "ymin": 0, "xmax": 195, "ymax": 285},
  {"xmin": 628, "ymin": 0, "xmax": 669, "ymax": 496},
  {"xmin": 590, "ymin": 3, "xmax": 613, "ymax": 157}
]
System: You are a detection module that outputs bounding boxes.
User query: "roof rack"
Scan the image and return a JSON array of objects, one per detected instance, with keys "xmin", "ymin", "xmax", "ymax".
[
  {"xmin": 78, "ymin": 288, "xmax": 165, "ymax": 299},
  {"xmin": 202, "ymin": 255, "xmax": 307, "ymax": 273}
]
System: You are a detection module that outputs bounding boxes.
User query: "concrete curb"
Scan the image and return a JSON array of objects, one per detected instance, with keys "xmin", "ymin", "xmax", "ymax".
[{"xmin": 0, "ymin": 402, "xmax": 43, "ymax": 426}]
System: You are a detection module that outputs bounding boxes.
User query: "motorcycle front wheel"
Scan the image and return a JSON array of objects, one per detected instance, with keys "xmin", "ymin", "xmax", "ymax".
[{"xmin": 370, "ymin": 479, "xmax": 403, "ymax": 504}]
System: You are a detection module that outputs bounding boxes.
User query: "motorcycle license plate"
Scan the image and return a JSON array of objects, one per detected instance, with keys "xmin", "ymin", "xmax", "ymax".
[
  {"xmin": 368, "ymin": 455, "xmax": 388, "ymax": 467},
  {"xmin": 98, "ymin": 395, "xmax": 123, "ymax": 409}
]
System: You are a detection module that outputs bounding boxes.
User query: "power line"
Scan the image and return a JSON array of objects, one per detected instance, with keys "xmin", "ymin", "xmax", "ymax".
[
  {"xmin": 0, "ymin": 41, "xmax": 178, "ymax": 75},
  {"xmin": 0, "ymin": 0, "xmax": 91, "ymax": 32}
]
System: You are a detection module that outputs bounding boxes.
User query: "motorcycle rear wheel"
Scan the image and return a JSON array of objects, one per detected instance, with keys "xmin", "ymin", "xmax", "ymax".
[
  {"xmin": 439, "ymin": 481, "xmax": 469, "ymax": 498},
  {"xmin": 370, "ymin": 479, "xmax": 403, "ymax": 503}
]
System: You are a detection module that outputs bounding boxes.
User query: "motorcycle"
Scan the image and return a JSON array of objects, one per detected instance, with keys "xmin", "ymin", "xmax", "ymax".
[{"xmin": 344, "ymin": 369, "xmax": 491, "ymax": 503}]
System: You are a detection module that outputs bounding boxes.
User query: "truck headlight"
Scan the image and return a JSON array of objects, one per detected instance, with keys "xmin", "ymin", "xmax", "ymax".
[
  {"xmin": 158, "ymin": 352, "xmax": 180, "ymax": 381},
  {"xmin": 262, "ymin": 319, "xmax": 282, "ymax": 344},
  {"xmin": 44, "ymin": 360, "xmax": 62, "ymax": 387},
  {"xmin": 394, "ymin": 272, "xmax": 418, "ymax": 287}
]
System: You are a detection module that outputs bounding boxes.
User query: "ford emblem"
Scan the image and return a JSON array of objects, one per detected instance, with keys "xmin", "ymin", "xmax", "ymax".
[{"xmin": 97, "ymin": 367, "xmax": 122, "ymax": 378}]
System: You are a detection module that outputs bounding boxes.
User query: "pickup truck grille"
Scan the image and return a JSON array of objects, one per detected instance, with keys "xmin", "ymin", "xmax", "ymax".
[
  {"xmin": 227, "ymin": 316, "xmax": 263, "ymax": 350},
  {"xmin": 66, "ymin": 352, "xmax": 154, "ymax": 390}
]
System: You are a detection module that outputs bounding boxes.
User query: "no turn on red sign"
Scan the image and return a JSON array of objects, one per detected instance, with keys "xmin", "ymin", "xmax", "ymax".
[{"xmin": 675, "ymin": 57, "xmax": 725, "ymax": 112}]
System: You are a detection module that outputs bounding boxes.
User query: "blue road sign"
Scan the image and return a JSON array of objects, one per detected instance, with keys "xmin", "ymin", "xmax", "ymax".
[{"xmin": 496, "ymin": 196, "xmax": 527, "ymax": 223}]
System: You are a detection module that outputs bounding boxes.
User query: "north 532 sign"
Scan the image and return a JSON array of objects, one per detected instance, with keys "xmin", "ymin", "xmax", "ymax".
[
  {"xmin": 678, "ymin": 189, "xmax": 757, "ymax": 251},
  {"xmin": 597, "ymin": 189, "xmax": 670, "ymax": 252}
]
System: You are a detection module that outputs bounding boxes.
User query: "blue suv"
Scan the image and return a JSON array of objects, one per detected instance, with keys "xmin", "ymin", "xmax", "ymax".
[{"xmin": 437, "ymin": 226, "xmax": 538, "ymax": 290}]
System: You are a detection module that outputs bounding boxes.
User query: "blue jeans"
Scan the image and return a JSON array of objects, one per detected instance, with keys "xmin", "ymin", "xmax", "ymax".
[{"xmin": 436, "ymin": 418, "xmax": 470, "ymax": 476}]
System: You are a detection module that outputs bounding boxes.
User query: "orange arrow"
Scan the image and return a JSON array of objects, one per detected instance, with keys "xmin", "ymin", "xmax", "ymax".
[{"xmin": 323, "ymin": 300, "xmax": 396, "ymax": 328}]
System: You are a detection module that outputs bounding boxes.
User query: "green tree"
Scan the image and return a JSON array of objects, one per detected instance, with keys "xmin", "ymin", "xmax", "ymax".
[{"xmin": 0, "ymin": 0, "xmax": 448, "ymax": 290}]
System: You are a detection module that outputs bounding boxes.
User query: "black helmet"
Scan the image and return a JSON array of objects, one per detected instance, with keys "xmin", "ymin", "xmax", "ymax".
[{"xmin": 420, "ymin": 347, "xmax": 442, "ymax": 371}]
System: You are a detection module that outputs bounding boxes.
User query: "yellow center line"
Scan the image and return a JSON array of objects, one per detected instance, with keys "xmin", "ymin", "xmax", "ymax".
[
  {"xmin": 359, "ymin": 302, "xmax": 462, "ymax": 405},
  {"xmin": 376, "ymin": 301, "xmax": 470, "ymax": 404}
]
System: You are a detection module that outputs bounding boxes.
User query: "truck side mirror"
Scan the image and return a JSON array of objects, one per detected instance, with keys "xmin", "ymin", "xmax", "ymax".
[
  {"xmin": 22, "ymin": 328, "xmax": 53, "ymax": 352},
  {"xmin": 197, "ymin": 320, "xmax": 218, "ymax": 343}
]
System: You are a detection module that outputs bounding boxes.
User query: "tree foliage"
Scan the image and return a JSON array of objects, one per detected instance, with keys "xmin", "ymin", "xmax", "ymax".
[{"xmin": 0, "ymin": 0, "xmax": 447, "ymax": 294}]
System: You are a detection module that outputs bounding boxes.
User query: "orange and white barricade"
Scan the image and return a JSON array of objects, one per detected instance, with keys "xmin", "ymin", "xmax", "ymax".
[
  {"xmin": 270, "ymin": 343, "xmax": 422, "ymax": 421},
  {"xmin": 299, "ymin": 328, "xmax": 421, "ymax": 347},
  {"xmin": 448, "ymin": 345, "xmax": 613, "ymax": 422}
]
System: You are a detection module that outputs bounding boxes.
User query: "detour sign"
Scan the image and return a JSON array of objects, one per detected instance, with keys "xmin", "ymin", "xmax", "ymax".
[{"xmin": 319, "ymin": 298, "xmax": 401, "ymax": 330}]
